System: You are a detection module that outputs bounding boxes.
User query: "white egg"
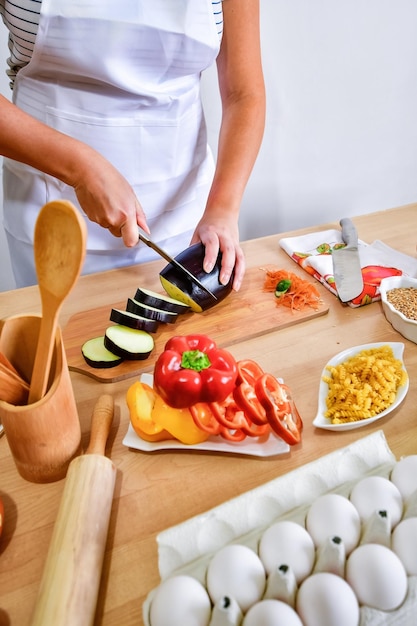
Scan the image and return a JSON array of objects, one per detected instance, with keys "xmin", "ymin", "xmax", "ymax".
[
  {"xmin": 258, "ymin": 520, "xmax": 315, "ymax": 583},
  {"xmin": 349, "ymin": 475, "xmax": 403, "ymax": 528},
  {"xmin": 206, "ymin": 544, "xmax": 266, "ymax": 613},
  {"xmin": 296, "ymin": 572, "xmax": 360, "ymax": 626},
  {"xmin": 306, "ymin": 493, "xmax": 361, "ymax": 554},
  {"xmin": 346, "ymin": 544, "xmax": 408, "ymax": 611},
  {"xmin": 390, "ymin": 455, "xmax": 417, "ymax": 500},
  {"xmin": 391, "ymin": 517, "xmax": 417, "ymax": 575},
  {"xmin": 149, "ymin": 575, "xmax": 211, "ymax": 626},
  {"xmin": 242, "ymin": 599, "xmax": 303, "ymax": 626}
]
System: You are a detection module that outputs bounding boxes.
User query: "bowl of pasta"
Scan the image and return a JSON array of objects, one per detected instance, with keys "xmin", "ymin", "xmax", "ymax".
[
  {"xmin": 313, "ymin": 342, "xmax": 409, "ymax": 431},
  {"xmin": 380, "ymin": 275, "xmax": 417, "ymax": 344}
]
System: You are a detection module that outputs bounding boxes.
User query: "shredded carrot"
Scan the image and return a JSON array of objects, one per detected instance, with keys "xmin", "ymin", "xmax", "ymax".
[{"xmin": 262, "ymin": 268, "xmax": 321, "ymax": 311}]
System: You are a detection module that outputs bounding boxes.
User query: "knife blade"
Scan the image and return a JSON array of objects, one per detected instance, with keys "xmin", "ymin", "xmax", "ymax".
[
  {"xmin": 332, "ymin": 218, "xmax": 364, "ymax": 302},
  {"xmin": 138, "ymin": 231, "xmax": 218, "ymax": 302}
]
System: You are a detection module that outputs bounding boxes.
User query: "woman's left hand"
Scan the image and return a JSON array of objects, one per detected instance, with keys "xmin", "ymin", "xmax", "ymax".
[{"xmin": 190, "ymin": 213, "xmax": 245, "ymax": 292}]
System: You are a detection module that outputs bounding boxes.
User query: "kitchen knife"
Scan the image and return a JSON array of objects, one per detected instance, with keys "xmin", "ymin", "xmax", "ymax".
[
  {"xmin": 30, "ymin": 395, "xmax": 116, "ymax": 626},
  {"xmin": 138, "ymin": 230, "xmax": 217, "ymax": 302},
  {"xmin": 332, "ymin": 218, "xmax": 364, "ymax": 302}
]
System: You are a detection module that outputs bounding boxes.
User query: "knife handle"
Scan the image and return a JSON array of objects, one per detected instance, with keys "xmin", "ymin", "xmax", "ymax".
[{"xmin": 340, "ymin": 218, "xmax": 358, "ymax": 247}]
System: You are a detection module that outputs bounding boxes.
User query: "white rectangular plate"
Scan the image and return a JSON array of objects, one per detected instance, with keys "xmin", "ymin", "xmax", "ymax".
[{"xmin": 122, "ymin": 374, "xmax": 290, "ymax": 457}]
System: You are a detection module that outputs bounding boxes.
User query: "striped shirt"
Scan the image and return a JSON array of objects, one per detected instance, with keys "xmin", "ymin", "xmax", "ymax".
[{"xmin": 0, "ymin": 1, "xmax": 224, "ymax": 88}]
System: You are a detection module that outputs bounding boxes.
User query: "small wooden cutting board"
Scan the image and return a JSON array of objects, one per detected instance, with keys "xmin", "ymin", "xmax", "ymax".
[{"xmin": 63, "ymin": 266, "xmax": 329, "ymax": 382}]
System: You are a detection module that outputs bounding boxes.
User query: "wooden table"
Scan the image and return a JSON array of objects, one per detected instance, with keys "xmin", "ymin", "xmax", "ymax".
[{"xmin": 0, "ymin": 203, "xmax": 416, "ymax": 625}]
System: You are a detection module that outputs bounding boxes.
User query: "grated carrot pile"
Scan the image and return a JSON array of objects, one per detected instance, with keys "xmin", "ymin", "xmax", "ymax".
[{"xmin": 262, "ymin": 268, "xmax": 321, "ymax": 311}]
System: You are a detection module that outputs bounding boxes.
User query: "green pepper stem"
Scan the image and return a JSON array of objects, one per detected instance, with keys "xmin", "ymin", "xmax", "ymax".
[{"xmin": 181, "ymin": 350, "xmax": 211, "ymax": 372}]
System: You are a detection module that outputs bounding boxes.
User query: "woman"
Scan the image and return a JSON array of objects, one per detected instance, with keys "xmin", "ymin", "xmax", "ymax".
[{"xmin": 0, "ymin": 1, "xmax": 265, "ymax": 289}]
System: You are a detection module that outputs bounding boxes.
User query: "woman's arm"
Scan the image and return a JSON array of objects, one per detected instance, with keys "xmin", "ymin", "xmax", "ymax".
[
  {"xmin": 0, "ymin": 94, "xmax": 148, "ymax": 245},
  {"xmin": 191, "ymin": 0, "xmax": 266, "ymax": 290}
]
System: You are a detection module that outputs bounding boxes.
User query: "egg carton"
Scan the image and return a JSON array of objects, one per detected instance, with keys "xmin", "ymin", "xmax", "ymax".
[{"xmin": 143, "ymin": 430, "xmax": 417, "ymax": 625}]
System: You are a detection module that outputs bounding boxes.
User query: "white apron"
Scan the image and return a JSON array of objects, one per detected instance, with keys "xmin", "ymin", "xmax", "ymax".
[{"xmin": 3, "ymin": 0, "xmax": 220, "ymax": 287}]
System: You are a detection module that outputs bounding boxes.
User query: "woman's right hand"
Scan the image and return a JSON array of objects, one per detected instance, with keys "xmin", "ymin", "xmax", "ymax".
[
  {"xmin": 0, "ymin": 94, "xmax": 150, "ymax": 247},
  {"xmin": 72, "ymin": 147, "xmax": 150, "ymax": 246}
]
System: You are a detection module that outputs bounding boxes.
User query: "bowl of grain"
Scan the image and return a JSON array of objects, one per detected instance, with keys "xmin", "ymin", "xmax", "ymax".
[{"xmin": 380, "ymin": 275, "xmax": 417, "ymax": 343}]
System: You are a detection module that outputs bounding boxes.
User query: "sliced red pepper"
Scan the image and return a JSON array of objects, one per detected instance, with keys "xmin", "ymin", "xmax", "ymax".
[
  {"xmin": 153, "ymin": 334, "xmax": 237, "ymax": 409},
  {"xmin": 236, "ymin": 359, "xmax": 265, "ymax": 387},
  {"xmin": 189, "ymin": 402, "xmax": 221, "ymax": 436},
  {"xmin": 210, "ymin": 395, "xmax": 248, "ymax": 430},
  {"xmin": 210, "ymin": 394, "xmax": 270, "ymax": 438},
  {"xmin": 279, "ymin": 383, "xmax": 303, "ymax": 432},
  {"xmin": 218, "ymin": 426, "xmax": 247, "ymax": 442},
  {"xmin": 233, "ymin": 381, "xmax": 268, "ymax": 426},
  {"xmin": 255, "ymin": 374, "xmax": 302, "ymax": 445}
]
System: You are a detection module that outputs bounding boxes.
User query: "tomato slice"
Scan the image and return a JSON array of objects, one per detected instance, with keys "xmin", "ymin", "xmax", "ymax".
[{"xmin": 255, "ymin": 374, "xmax": 302, "ymax": 445}]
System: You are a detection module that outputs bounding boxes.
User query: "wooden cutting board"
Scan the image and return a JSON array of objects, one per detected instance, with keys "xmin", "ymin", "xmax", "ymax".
[{"xmin": 63, "ymin": 266, "xmax": 329, "ymax": 382}]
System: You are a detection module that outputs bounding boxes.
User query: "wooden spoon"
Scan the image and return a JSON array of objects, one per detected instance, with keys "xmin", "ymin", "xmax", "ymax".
[
  {"xmin": 28, "ymin": 201, "xmax": 87, "ymax": 404},
  {"xmin": 0, "ymin": 366, "xmax": 29, "ymax": 405}
]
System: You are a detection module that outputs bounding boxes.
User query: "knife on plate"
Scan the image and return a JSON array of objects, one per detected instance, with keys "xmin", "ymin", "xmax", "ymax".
[
  {"xmin": 138, "ymin": 231, "xmax": 218, "ymax": 302},
  {"xmin": 332, "ymin": 218, "xmax": 364, "ymax": 302}
]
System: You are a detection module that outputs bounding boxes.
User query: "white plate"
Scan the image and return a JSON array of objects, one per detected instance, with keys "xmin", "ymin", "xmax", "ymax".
[
  {"xmin": 122, "ymin": 374, "xmax": 290, "ymax": 457},
  {"xmin": 313, "ymin": 342, "xmax": 409, "ymax": 431}
]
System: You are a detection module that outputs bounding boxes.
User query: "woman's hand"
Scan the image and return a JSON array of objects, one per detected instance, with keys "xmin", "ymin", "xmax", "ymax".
[
  {"xmin": 190, "ymin": 212, "xmax": 245, "ymax": 292},
  {"xmin": 72, "ymin": 148, "xmax": 150, "ymax": 246},
  {"xmin": 0, "ymin": 94, "xmax": 150, "ymax": 246},
  {"xmin": 194, "ymin": 0, "xmax": 265, "ymax": 293}
]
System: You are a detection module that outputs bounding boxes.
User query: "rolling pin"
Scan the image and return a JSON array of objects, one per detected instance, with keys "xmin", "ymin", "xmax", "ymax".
[{"xmin": 31, "ymin": 394, "xmax": 116, "ymax": 626}]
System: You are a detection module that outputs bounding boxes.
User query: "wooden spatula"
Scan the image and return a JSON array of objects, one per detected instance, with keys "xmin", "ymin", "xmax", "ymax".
[{"xmin": 28, "ymin": 200, "xmax": 87, "ymax": 403}]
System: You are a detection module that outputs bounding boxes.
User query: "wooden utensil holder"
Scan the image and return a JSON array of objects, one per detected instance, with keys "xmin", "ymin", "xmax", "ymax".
[{"xmin": 0, "ymin": 314, "xmax": 81, "ymax": 483}]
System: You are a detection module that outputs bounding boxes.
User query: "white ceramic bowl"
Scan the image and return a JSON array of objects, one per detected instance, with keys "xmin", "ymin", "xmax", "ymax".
[
  {"xmin": 313, "ymin": 342, "xmax": 408, "ymax": 431},
  {"xmin": 380, "ymin": 276, "xmax": 417, "ymax": 344}
]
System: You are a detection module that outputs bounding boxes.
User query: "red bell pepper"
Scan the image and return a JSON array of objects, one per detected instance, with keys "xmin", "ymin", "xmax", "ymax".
[
  {"xmin": 236, "ymin": 359, "xmax": 265, "ymax": 387},
  {"xmin": 210, "ymin": 393, "xmax": 270, "ymax": 438},
  {"xmin": 189, "ymin": 403, "xmax": 221, "ymax": 436},
  {"xmin": 233, "ymin": 381, "xmax": 268, "ymax": 426},
  {"xmin": 153, "ymin": 334, "xmax": 238, "ymax": 409},
  {"xmin": 255, "ymin": 374, "xmax": 302, "ymax": 445}
]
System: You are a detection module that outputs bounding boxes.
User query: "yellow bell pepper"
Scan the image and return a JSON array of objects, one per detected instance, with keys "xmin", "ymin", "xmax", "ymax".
[
  {"xmin": 126, "ymin": 381, "xmax": 172, "ymax": 441},
  {"xmin": 151, "ymin": 394, "xmax": 210, "ymax": 445}
]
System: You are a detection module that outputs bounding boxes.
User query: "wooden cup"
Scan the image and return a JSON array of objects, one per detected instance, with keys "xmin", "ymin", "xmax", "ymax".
[{"xmin": 0, "ymin": 314, "xmax": 81, "ymax": 483}]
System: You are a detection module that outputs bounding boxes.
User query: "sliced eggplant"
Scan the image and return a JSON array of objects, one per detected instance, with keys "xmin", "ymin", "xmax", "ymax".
[
  {"xmin": 159, "ymin": 242, "xmax": 234, "ymax": 313},
  {"xmin": 81, "ymin": 336, "xmax": 124, "ymax": 369},
  {"xmin": 126, "ymin": 298, "xmax": 178, "ymax": 324},
  {"xmin": 104, "ymin": 325, "xmax": 154, "ymax": 360},
  {"xmin": 134, "ymin": 287, "xmax": 190, "ymax": 314},
  {"xmin": 110, "ymin": 308, "xmax": 159, "ymax": 332}
]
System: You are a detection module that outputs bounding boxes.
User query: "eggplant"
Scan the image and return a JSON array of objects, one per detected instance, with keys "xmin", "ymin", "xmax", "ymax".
[
  {"xmin": 110, "ymin": 308, "xmax": 159, "ymax": 332},
  {"xmin": 81, "ymin": 336, "xmax": 124, "ymax": 369},
  {"xmin": 159, "ymin": 242, "xmax": 234, "ymax": 312},
  {"xmin": 104, "ymin": 325, "xmax": 154, "ymax": 360},
  {"xmin": 126, "ymin": 298, "xmax": 178, "ymax": 324},
  {"xmin": 133, "ymin": 287, "xmax": 190, "ymax": 314}
]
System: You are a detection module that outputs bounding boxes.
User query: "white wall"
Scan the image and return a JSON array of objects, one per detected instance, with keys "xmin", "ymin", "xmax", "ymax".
[{"xmin": 1, "ymin": 0, "xmax": 417, "ymax": 291}]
